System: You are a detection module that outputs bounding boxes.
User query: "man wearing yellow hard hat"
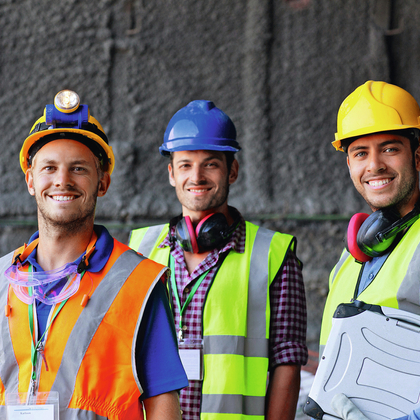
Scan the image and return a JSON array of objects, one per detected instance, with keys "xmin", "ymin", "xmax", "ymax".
[
  {"xmin": 316, "ymin": 81, "xmax": 420, "ymax": 420},
  {"xmin": 0, "ymin": 90, "xmax": 187, "ymax": 419}
]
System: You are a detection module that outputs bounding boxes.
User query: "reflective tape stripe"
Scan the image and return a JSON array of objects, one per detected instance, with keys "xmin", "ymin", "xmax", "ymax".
[
  {"xmin": 52, "ymin": 250, "xmax": 147, "ymax": 407},
  {"xmin": 61, "ymin": 408, "xmax": 108, "ymax": 420},
  {"xmin": 136, "ymin": 224, "xmax": 167, "ymax": 256},
  {"xmin": 331, "ymin": 250, "xmax": 350, "ymax": 286},
  {"xmin": 248, "ymin": 227, "xmax": 274, "ymax": 339},
  {"xmin": 201, "ymin": 394, "xmax": 265, "ymax": 416},
  {"xmin": 0, "ymin": 252, "xmax": 18, "ymax": 393},
  {"xmin": 204, "ymin": 335, "xmax": 268, "ymax": 358}
]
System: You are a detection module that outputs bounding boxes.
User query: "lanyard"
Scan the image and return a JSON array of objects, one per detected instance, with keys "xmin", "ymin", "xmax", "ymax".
[
  {"xmin": 169, "ymin": 256, "xmax": 209, "ymax": 341},
  {"xmin": 28, "ymin": 292, "xmax": 67, "ymax": 381},
  {"xmin": 27, "ymin": 265, "xmax": 86, "ymax": 393}
]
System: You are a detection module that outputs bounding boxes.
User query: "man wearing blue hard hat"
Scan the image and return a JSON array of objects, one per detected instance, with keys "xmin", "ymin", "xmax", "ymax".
[
  {"xmin": 129, "ymin": 100, "xmax": 308, "ymax": 420},
  {"xmin": 0, "ymin": 90, "xmax": 187, "ymax": 419}
]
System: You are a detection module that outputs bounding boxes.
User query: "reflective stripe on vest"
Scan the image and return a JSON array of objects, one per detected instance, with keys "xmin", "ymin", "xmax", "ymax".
[
  {"xmin": 0, "ymin": 242, "xmax": 167, "ymax": 420},
  {"xmin": 129, "ymin": 222, "xmax": 295, "ymax": 419},
  {"xmin": 319, "ymin": 218, "xmax": 420, "ymax": 356}
]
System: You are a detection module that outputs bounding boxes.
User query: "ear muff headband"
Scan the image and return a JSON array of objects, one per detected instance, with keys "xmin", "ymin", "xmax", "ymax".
[{"xmin": 195, "ymin": 213, "xmax": 214, "ymax": 236}]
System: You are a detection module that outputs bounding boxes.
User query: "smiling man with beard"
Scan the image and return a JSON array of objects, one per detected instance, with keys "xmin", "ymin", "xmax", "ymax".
[
  {"xmin": 318, "ymin": 81, "xmax": 420, "ymax": 420},
  {"xmin": 0, "ymin": 90, "xmax": 188, "ymax": 420},
  {"xmin": 129, "ymin": 100, "xmax": 308, "ymax": 420}
]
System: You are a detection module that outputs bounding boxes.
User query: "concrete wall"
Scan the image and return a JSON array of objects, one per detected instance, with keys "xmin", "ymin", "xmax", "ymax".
[{"xmin": 0, "ymin": 0, "xmax": 419, "ymax": 350}]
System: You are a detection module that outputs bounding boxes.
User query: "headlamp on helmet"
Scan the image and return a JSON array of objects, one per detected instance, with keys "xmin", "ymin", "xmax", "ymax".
[
  {"xmin": 44, "ymin": 90, "xmax": 89, "ymax": 131},
  {"xmin": 20, "ymin": 90, "xmax": 115, "ymax": 174},
  {"xmin": 54, "ymin": 90, "xmax": 80, "ymax": 113}
]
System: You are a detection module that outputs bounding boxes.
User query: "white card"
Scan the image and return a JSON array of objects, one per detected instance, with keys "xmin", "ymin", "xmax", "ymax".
[
  {"xmin": 7, "ymin": 404, "xmax": 54, "ymax": 420},
  {"xmin": 179, "ymin": 348, "xmax": 202, "ymax": 380}
]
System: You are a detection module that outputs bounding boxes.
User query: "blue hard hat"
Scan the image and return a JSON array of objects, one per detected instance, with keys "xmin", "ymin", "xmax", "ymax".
[{"xmin": 160, "ymin": 100, "xmax": 241, "ymax": 156}]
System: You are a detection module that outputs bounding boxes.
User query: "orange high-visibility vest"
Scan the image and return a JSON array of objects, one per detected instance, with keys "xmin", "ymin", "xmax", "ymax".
[{"xmin": 0, "ymin": 239, "xmax": 168, "ymax": 420}]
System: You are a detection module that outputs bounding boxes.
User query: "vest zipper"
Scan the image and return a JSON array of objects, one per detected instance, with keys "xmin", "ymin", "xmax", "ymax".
[{"xmin": 37, "ymin": 342, "xmax": 49, "ymax": 371}]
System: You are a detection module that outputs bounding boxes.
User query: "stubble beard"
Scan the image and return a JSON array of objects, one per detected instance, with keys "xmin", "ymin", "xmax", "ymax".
[
  {"xmin": 356, "ymin": 167, "xmax": 418, "ymax": 214},
  {"xmin": 35, "ymin": 187, "xmax": 98, "ymax": 236},
  {"xmin": 179, "ymin": 179, "xmax": 230, "ymax": 213}
]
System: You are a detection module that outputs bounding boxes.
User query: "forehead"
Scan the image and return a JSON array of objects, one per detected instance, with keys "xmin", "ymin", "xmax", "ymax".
[
  {"xmin": 171, "ymin": 149, "xmax": 226, "ymax": 163},
  {"xmin": 348, "ymin": 132, "xmax": 410, "ymax": 151},
  {"xmin": 32, "ymin": 139, "xmax": 97, "ymax": 165}
]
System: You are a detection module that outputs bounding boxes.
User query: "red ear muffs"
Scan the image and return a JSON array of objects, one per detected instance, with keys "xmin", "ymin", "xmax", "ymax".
[
  {"xmin": 175, "ymin": 216, "xmax": 200, "ymax": 253},
  {"xmin": 347, "ymin": 213, "xmax": 372, "ymax": 263}
]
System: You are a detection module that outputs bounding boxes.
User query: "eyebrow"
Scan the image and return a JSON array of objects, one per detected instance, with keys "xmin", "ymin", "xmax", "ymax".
[
  {"xmin": 175, "ymin": 155, "xmax": 224, "ymax": 165},
  {"xmin": 348, "ymin": 139, "xmax": 404, "ymax": 153},
  {"xmin": 36, "ymin": 158, "xmax": 91, "ymax": 166}
]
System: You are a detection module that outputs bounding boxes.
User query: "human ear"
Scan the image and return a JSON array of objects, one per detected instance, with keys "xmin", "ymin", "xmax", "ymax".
[
  {"xmin": 168, "ymin": 163, "xmax": 176, "ymax": 187},
  {"xmin": 415, "ymin": 147, "xmax": 420, "ymax": 172},
  {"xmin": 228, "ymin": 159, "xmax": 239, "ymax": 185},
  {"xmin": 25, "ymin": 169, "xmax": 35, "ymax": 196},
  {"xmin": 97, "ymin": 172, "xmax": 111, "ymax": 197}
]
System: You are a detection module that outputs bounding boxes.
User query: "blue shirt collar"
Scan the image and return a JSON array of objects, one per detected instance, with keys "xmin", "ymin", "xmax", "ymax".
[{"xmin": 25, "ymin": 225, "xmax": 114, "ymax": 273}]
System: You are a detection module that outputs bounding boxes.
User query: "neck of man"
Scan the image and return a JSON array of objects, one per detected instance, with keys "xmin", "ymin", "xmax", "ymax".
[
  {"xmin": 36, "ymin": 216, "xmax": 95, "ymax": 271},
  {"xmin": 183, "ymin": 202, "xmax": 233, "ymax": 226}
]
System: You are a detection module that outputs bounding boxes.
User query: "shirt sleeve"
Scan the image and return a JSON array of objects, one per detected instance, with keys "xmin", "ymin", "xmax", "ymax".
[
  {"xmin": 394, "ymin": 409, "xmax": 420, "ymax": 420},
  {"xmin": 135, "ymin": 279, "xmax": 189, "ymax": 399},
  {"xmin": 269, "ymin": 250, "xmax": 308, "ymax": 368}
]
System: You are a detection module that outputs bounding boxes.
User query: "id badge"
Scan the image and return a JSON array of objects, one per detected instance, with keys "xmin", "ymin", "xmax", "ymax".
[
  {"xmin": 178, "ymin": 338, "xmax": 203, "ymax": 381},
  {"xmin": 6, "ymin": 391, "xmax": 59, "ymax": 420}
]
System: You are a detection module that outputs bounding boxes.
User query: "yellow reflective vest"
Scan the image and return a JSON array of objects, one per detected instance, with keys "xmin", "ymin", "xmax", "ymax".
[
  {"xmin": 320, "ymin": 218, "xmax": 420, "ymax": 356},
  {"xmin": 129, "ymin": 221, "xmax": 295, "ymax": 419}
]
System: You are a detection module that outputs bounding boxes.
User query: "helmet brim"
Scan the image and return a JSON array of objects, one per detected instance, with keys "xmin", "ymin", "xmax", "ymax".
[{"xmin": 20, "ymin": 127, "xmax": 115, "ymax": 174}]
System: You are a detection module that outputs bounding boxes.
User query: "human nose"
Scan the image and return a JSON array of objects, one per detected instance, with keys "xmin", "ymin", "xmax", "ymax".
[
  {"xmin": 189, "ymin": 165, "xmax": 205, "ymax": 183},
  {"xmin": 54, "ymin": 167, "xmax": 74, "ymax": 187},
  {"xmin": 367, "ymin": 151, "xmax": 386, "ymax": 173}
]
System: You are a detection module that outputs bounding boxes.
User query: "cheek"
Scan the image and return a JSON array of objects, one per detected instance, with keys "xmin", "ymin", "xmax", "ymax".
[{"xmin": 31, "ymin": 176, "xmax": 48, "ymax": 192}]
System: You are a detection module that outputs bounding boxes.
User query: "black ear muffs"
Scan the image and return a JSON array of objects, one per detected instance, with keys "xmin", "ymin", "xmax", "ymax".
[
  {"xmin": 175, "ymin": 213, "xmax": 240, "ymax": 254},
  {"xmin": 175, "ymin": 215, "xmax": 200, "ymax": 253},
  {"xmin": 347, "ymin": 203, "xmax": 420, "ymax": 262},
  {"xmin": 356, "ymin": 208, "xmax": 401, "ymax": 258}
]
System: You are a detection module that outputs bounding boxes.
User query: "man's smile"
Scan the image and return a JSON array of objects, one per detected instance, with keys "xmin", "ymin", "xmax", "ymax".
[
  {"xmin": 50, "ymin": 195, "xmax": 78, "ymax": 202},
  {"xmin": 366, "ymin": 178, "xmax": 393, "ymax": 188},
  {"xmin": 187, "ymin": 187, "xmax": 212, "ymax": 193}
]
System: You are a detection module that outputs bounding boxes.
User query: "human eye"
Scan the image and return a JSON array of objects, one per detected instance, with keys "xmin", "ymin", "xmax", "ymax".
[
  {"xmin": 42, "ymin": 165, "xmax": 55, "ymax": 172},
  {"xmin": 73, "ymin": 166, "xmax": 88, "ymax": 173},
  {"xmin": 353, "ymin": 151, "xmax": 366, "ymax": 158},
  {"xmin": 178, "ymin": 163, "xmax": 190, "ymax": 169},
  {"xmin": 384, "ymin": 146, "xmax": 398, "ymax": 153}
]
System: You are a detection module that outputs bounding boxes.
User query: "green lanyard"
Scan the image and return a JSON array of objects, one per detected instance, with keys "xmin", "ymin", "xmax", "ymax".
[
  {"xmin": 169, "ymin": 256, "xmax": 209, "ymax": 341},
  {"xmin": 28, "ymin": 294, "xmax": 67, "ymax": 383}
]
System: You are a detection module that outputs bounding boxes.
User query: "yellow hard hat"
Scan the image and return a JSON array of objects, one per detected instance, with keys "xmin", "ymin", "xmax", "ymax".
[
  {"xmin": 332, "ymin": 81, "xmax": 420, "ymax": 151},
  {"xmin": 20, "ymin": 90, "xmax": 115, "ymax": 174}
]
